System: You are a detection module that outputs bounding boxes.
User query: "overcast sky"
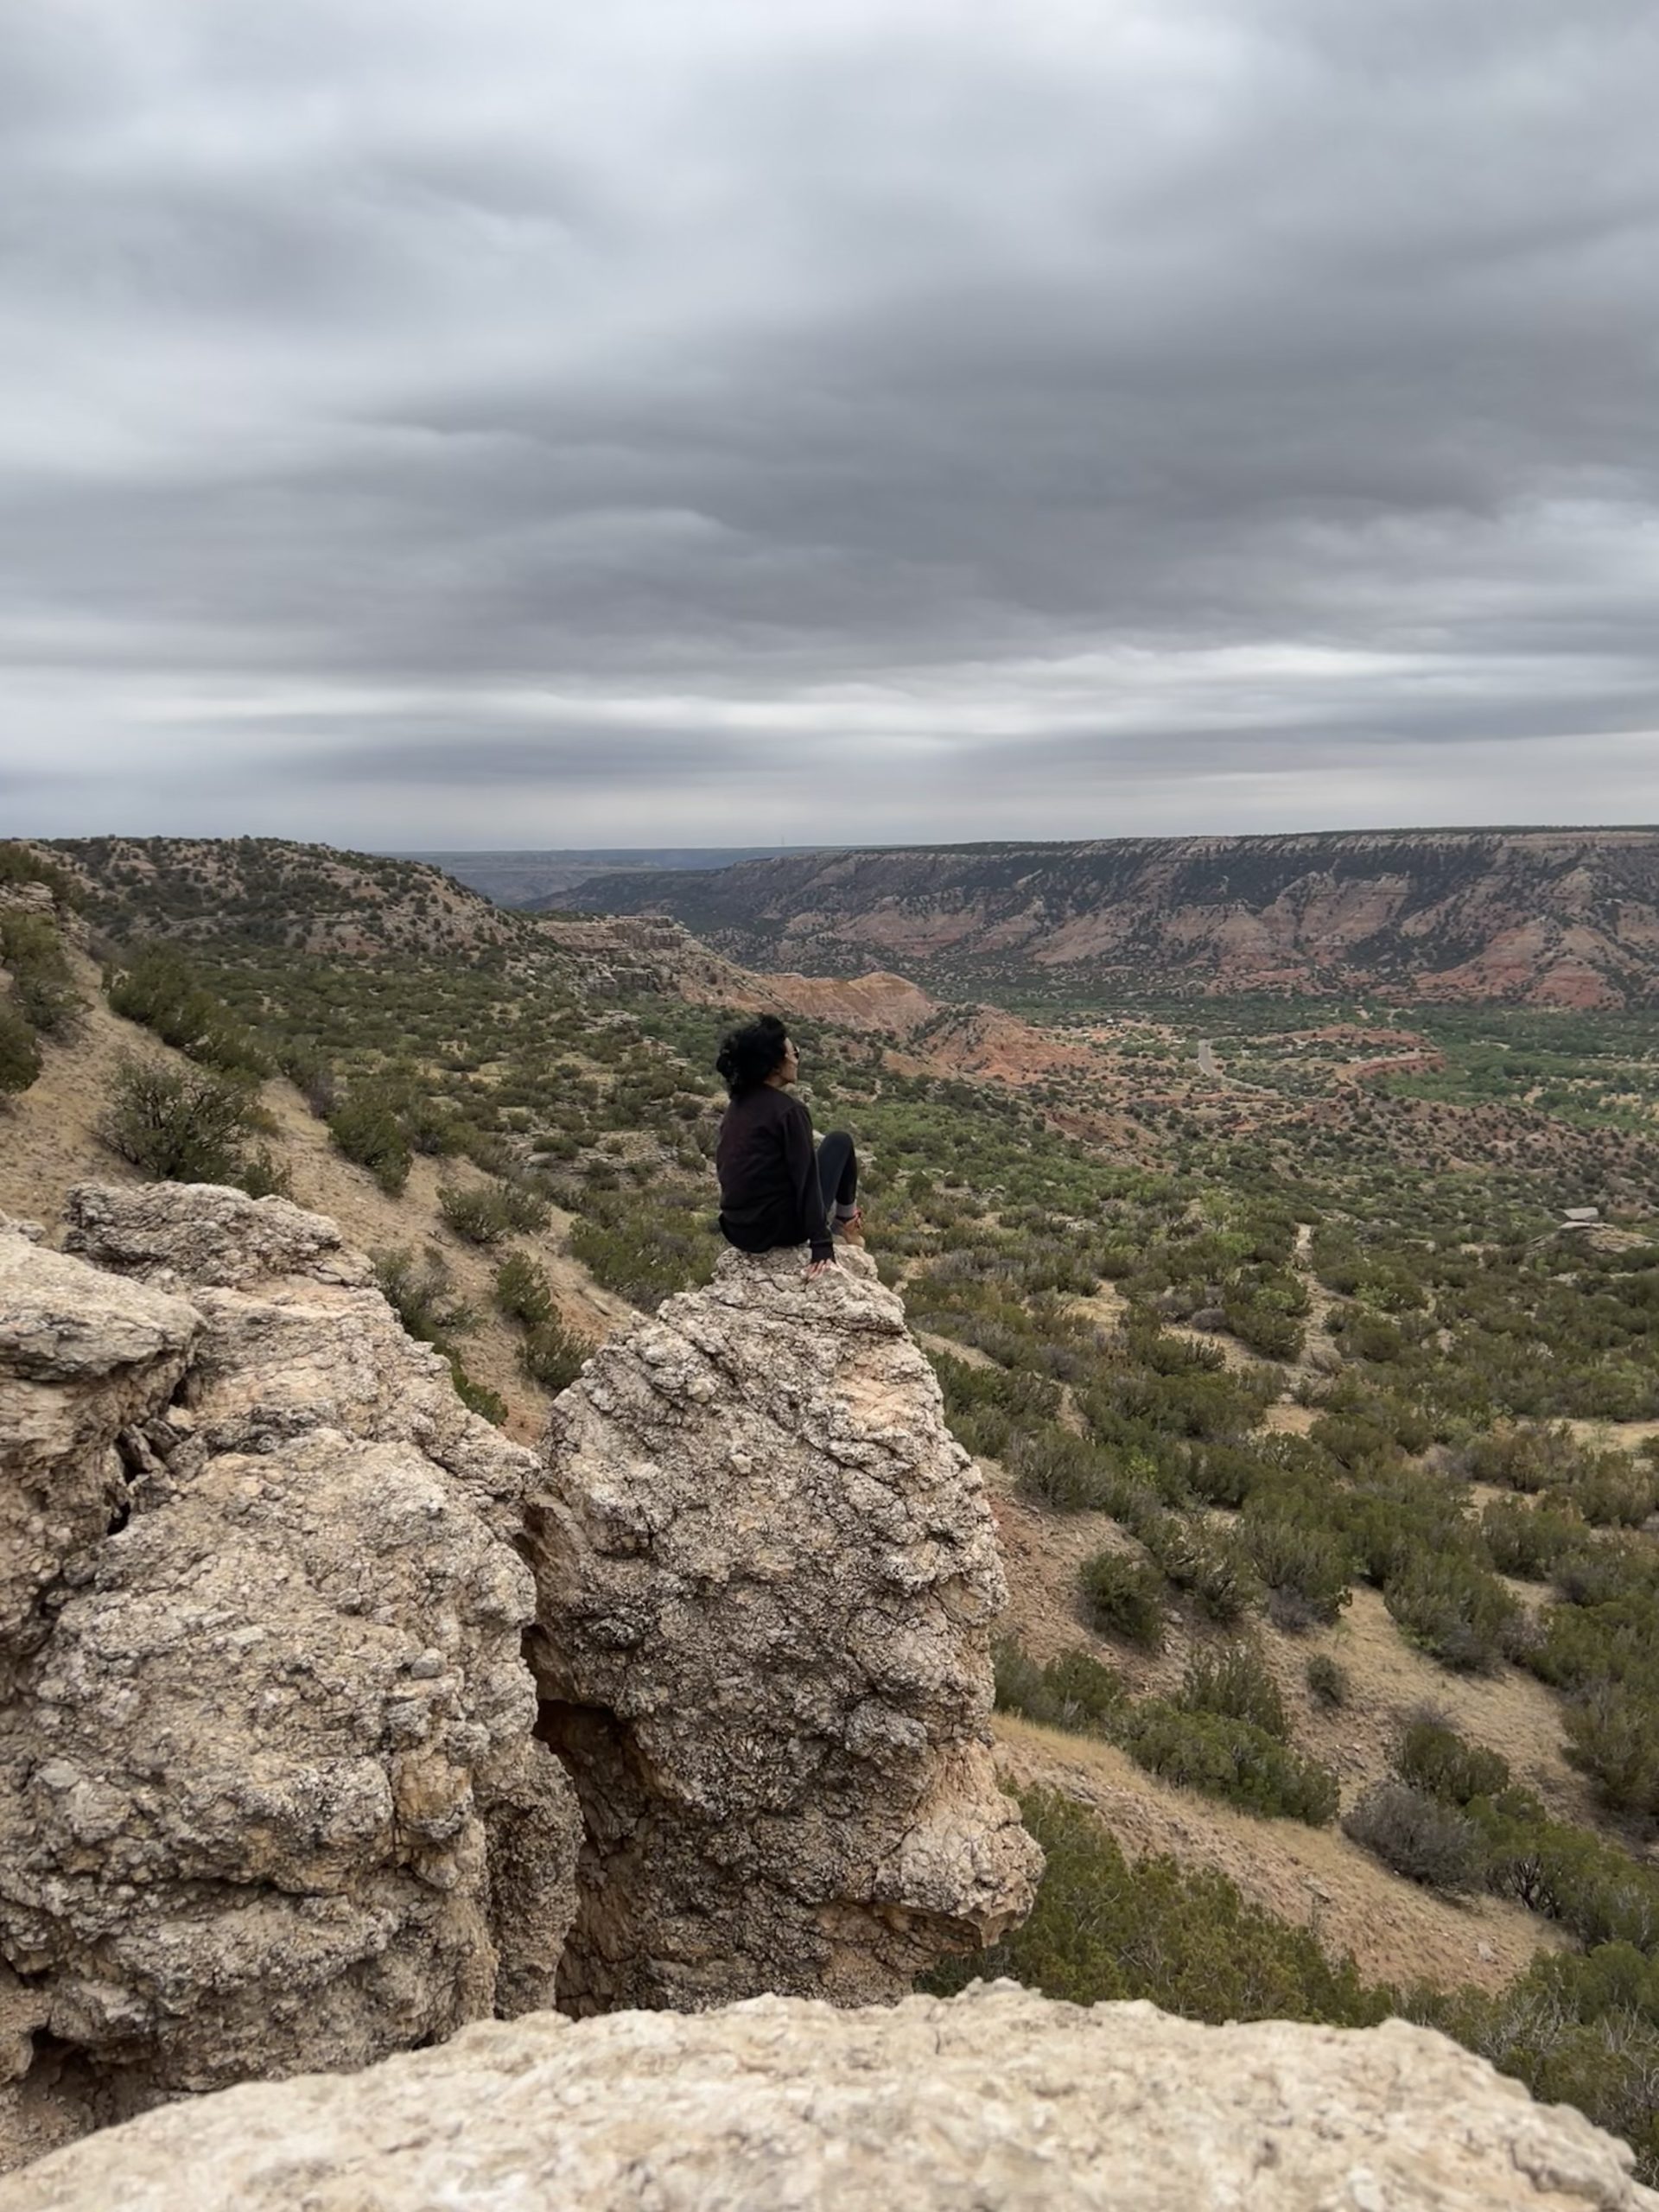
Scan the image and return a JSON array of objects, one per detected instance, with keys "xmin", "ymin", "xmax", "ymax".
[{"xmin": 3, "ymin": 0, "xmax": 1656, "ymax": 848}]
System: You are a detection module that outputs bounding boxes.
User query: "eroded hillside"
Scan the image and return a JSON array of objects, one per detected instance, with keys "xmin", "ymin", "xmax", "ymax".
[{"xmin": 574, "ymin": 827, "xmax": 1659, "ymax": 1007}]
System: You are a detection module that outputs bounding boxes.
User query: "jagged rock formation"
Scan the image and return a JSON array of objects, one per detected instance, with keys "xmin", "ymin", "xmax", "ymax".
[
  {"xmin": 577, "ymin": 827, "xmax": 1659, "ymax": 1007},
  {"xmin": 525, "ymin": 1244, "xmax": 1043, "ymax": 2012},
  {"xmin": 2, "ymin": 1185, "xmax": 1041, "ymax": 2174},
  {"xmin": 4, "ymin": 1980, "xmax": 1654, "ymax": 2212},
  {"xmin": 0, "ymin": 1186, "xmax": 579, "ymax": 2162}
]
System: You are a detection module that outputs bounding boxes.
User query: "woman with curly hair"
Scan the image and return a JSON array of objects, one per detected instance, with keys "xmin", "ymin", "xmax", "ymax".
[{"xmin": 714, "ymin": 1015, "xmax": 861, "ymax": 1279}]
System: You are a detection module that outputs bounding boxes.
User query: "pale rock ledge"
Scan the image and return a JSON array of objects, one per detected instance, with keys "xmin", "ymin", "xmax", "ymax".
[{"xmin": 1, "ymin": 1980, "xmax": 1653, "ymax": 2212}]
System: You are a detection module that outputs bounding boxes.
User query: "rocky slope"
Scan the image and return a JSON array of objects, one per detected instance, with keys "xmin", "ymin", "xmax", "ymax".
[
  {"xmin": 4, "ymin": 1980, "xmax": 1653, "ymax": 2212},
  {"xmin": 0, "ymin": 1185, "xmax": 1031, "ymax": 2171},
  {"xmin": 572, "ymin": 828, "xmax": 1659, "ymax": 1007}
]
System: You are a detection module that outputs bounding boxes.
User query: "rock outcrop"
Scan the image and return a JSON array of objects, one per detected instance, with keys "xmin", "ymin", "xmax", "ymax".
[
  {"xmin": 3, "ymin": 1185, "xmax": 1041, "ymax": 2173},
  {"xmin": 525, "ymin": 1244, "xmax": 1042, "ymax": 2012},
  {"xmin": 4, "ymin": 1980, "xmax": 1654, "ymax": 2212},
  {"xmin": 0, "ymin": 1187, "xmax": 580, "ymax": 2163}
]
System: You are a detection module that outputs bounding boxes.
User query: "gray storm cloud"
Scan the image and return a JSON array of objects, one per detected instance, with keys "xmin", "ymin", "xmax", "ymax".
[{"xmin": 1, "ymin": 0, "xmax": 1656, "ymax": 843}]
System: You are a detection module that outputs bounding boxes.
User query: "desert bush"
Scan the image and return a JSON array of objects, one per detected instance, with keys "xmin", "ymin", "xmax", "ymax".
[
  {"xmin": 1395, "ymin": 1716, "xmax": 1510, "ymax": 1805},
  {"xmin": 99, "ymin": 1055, "xmax": 285, "ymax": 1193},
  {"xmin": 106, "ymin": 943, "xmax": 266, "ymax": 1073},
  {"xmin": 1342, "ymin": 1781, "xmax": 1486, "ymax": 1892},
  {"xmin": 927, "ymin": 1789, "xmax": 1387, "ymax": 2024},
  {"xmin": 0, "ymin": 1000, "xmax": 42, "ymax": 1096},
  {"xmin": 1479, "ymin": 1497, "xmax": 1583, "ymax": 1580},
  {"xmin": 493, "ymin": 1249, "xmax": 555, "ymax": 1326},
  {"xmin": 372, "ymin": 1244, "xmax": 503, "ymax": 1426},
  {"xmin": 1141, "ymin": 1515, "xmax": 1261, "ymax": 1623},
  {"xmin": 1419, "ymin": 1948, "xmax": 1659, "ymax": 2190},
  {"xmin": 1119, "ymin": 1700, "xmax": 1338, "ymax": 1825},
  {"xmin": 521, "ymin": 1313, "xmax": 590, "ymax": 1393},
  {"xmin": 1008, "ymin": 1428, "xmax": 1120, "ymax": 1511},
  {"xmin": 993, "ymin": 1639, "xmax": 1126, "ymax": 1733},
  {"xmin": 1305, "ymin": 1653, "xmax": 1350, "ymax": 1707},
  {"xmin": 1177, "ymin": 1643, "xmax": 1288, "ymax": 1740},
  {"xmin": 0, "ymin": 911, "xmax": 81, "ymax": 1038},
  {"xmin": 1382, "ymin": 1555, "xmax": 1519, "ymax": 1672},
  {"xmin": 931, "ymin": 1351, "xmax": 1063, "ymax": 1460},
  {"xmin": 1567, "ymin": 1458, "xmax": 1659, "ymax": 1529},
  {"xmin": 1242, "ymin": 1513, "xmax": 1351, "ymax": 1629},
  {"xmin": 1465, "ymin": 1423, "xmax": 1583, "ymax": 1494},
  {"xmin": 374, "ymin": 1245, "xmax": 476, "ymax": 1344},
  {"xmin": 569, "ymin": 1185, "xmax": 718, "ymax": 1311},
  {"xmin": 439, "ymin": 1177, "xmax": 550, "ymax": 1245},
  {"xmin": 1562, "ymin": 1687, "xmax": 1659, "ymax": 1819},
  {"xmin": 329, "ymin": 1083, "xmax": 412, "ymax": 1195},
  {"xmin": 1078, "ymin": 1549, "xmax": 1166, "ymax": 1650}
]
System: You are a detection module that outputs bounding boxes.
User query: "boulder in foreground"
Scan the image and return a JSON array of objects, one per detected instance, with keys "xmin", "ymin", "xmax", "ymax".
[{"xmin": 1, "ymin": 1980, "xmax": 1653, "ymax": 2212}]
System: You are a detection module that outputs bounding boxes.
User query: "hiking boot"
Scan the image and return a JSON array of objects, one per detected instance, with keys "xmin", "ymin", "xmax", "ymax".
[{"xmin": 836, "ymin": 1208, "xmax": 867, "ymax": 1247}]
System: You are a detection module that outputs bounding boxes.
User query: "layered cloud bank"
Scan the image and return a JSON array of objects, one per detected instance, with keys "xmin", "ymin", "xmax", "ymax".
[{"xmin": 3, "ymin": 0, "xmax": 1656, "ymax": 841}]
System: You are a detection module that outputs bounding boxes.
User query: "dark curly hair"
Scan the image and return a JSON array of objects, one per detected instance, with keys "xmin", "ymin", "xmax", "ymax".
[{"xmin": 715, "ymin": 1014, "xmax": 789, "ymax": 1098}]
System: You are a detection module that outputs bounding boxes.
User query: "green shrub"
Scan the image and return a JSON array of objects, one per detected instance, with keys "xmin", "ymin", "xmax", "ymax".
[
  {"xmin": 98, "ymin": 1055, "xmax": 286, "ymax": 1194},
  {"xmin": 1243, "ymin": 1514, "xmax": 1351, "ymax": 1630},
  {"xmin": 1079, "ymin": 1549, "xmax": 1166, "ymax": 1650},
  {"xmin": 1383, "ymin": 1555, "xmax": 1519, "ymax": 1672},
  {"xmin": 521, "ymin": 1313, "xmax": 589, "ymax": 1393},
  {"xmin": 1178, "ymin": 1643, "xmax": 1289, "ymax": 1740},
  {"xmin": 441, "ymin": 1178, "xmax": 550, "ymax": 1245},
  {"xmin": 1042, "ymin": 1647, "xmax": 1129, "ymax": 1730},
  {"xmin": 0, "ymin": 912, "xmax": 81, "ymax": 1038},
  {"xmin": 1562, "ymin": 1687, "xmax": 1659, "ymax": 1818},
  {"xmin": 1396, "ymin": 1716, "xmax": 1510, "ymax": 1805},
  {"xmin": 1007, "ymin": 1428, "xmax": 1120, "ymax": 1511},
  {"xmin": 448, "ymin": 1362, "xmax": 507, "ymax": 1425},
  {"xmin": 1342, "ymin": 1781, "xmax": 1486, "ymax": 1892},
  {"xmin": 1418, "ymin": 1947, "xmax": 1659, "ymax": 2190},
  {"xmin": 329, "ymin": 1084, "xmax": 413, "ymax": 1195},
  {"xmin": 0, "ymin": 999, "xmax": 42, "ymax": 1095},
  {"xmin": 927, "ymin": 1789, "xmax": 1387, "ymax": 2024},
  {"xmin": 568, "ymin": 1185, "xmax": 718, "ymax": 1312},
  {"xmin": 373, "ymin": 1245, "xmax": 476, "ymax": 1344},
  {"xmin": 494, "ymin": 1249, "xmax": 555, "ymax": 1326},
  {"xmin": 1306, "ymin": 1653, "xmax": 1350, "ymax": 1708},
  {"xmin": 106, "ymin": 943, "xmax": 265, "ymax": 1072},
  {"xmin": 1119, "ymin": 1700, "xmax": 1338, "ymax": 1825},
  {"xmin": 1142, "ymin": 1515, "xmax": 1261, "ymax": 1624},
  {"xmin": 993, "ymin": 1639, "xmax": 1127, "ymax": 1733},
  {"xmin": 1480, "ymin": 1497, "xmax": 1583, "ymax": 1580}
]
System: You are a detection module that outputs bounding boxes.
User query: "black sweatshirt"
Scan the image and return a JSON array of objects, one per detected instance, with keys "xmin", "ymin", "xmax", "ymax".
[{"xmin": 715, "ymin": 1084, "xmax": 835, "ymax": 1262}]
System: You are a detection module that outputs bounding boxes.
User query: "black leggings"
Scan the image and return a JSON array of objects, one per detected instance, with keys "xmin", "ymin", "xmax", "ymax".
[{"xmin": 817, "ymin": 1129, "xmax": 858, "ymax": 1217}]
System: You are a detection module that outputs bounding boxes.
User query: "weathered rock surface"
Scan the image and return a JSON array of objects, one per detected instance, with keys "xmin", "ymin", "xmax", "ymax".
[
  {"xmin": 1, "ymin": 1188, "xmax": 579, "ymax": 2164},
  {"xmin": 0, "ymin": 1226, "xmax": 197, "ymax": 1688},
  {"xmin": 527, "ymin": 1244, "xmax": 1042, "ymax": 2012},
  {"xmin": 4, "ymin": 1980, "xmax": 1654, "ymax": 2212}
]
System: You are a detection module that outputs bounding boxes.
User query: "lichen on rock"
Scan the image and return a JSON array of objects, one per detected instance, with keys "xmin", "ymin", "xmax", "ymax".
[{"xmin": 525, "ymin": 1243, "xmax": 1043, "ymax": 2012}]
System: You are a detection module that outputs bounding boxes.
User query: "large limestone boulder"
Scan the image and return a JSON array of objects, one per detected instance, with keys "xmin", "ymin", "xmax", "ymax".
[
  {"xmin": 0, "ymin": 1189, "xmax": 579, "ymax": 2163},
  {"xmin": 526, "ymin": 1244, "xmax": 1042, "ymax": 2011},
  {"xmin": 2, "ymin": 1980, "xmax": 1652, "ymax": 2211}
]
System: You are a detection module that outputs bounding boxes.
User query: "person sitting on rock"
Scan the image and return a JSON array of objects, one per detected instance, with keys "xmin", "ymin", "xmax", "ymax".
[{"xmin": 715, "ymin": 1014, "xmax": 862, "ymax": 1279}]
